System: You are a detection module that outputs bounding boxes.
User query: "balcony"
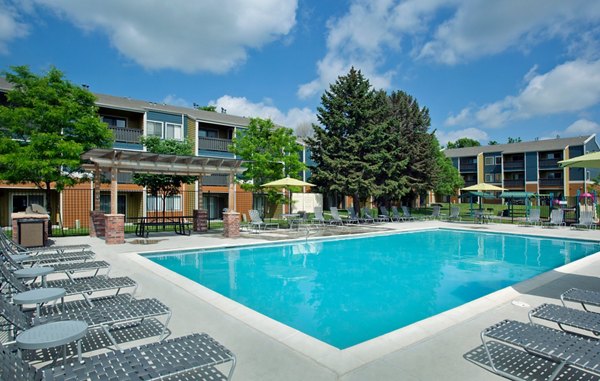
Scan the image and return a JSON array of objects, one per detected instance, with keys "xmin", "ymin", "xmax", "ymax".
[
  {"xmin": 539, "ymin": 178, "xmax": 563, "ymax": 187},
  {"xmin": 460, "ymin": 163, "xmax": 477, "ymax": 172},
  {"xmin": 199, "ymin": 137, "xmax": 232, "ymax": 152},
  {"xmin": 202, "ymin": 174, "xmax": 229, "ymax": 186},
  {"xmin": 538, "ymin": 158, "xmax": 560, "ymax": 169},
  {"xmin": 109, "ymin": 127, "xmax": 142, "ymax": 144},
  {"xmin": 503, "ymin": 161, "xmax": 524, "ymax": 170},
  {"xmin": 503, "ymin": 179, "xmax": 524, "ymax": 188},
  {"xmin": 463, "ymin": 179, "xmax": 477, "ymax": 187}
]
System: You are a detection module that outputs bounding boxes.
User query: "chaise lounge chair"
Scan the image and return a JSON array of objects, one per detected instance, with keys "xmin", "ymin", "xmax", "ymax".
[
  {"xmin": 311, "ymin": 207, "xmax": 326, "ymax": 224},
  {"xmin": 0, "ymin": 238, "xmax": 93, "ymax": 266},
  {"xmin": 447, "ymin": 206, "xmax": 461, "ymax": 222},
  {"xmin": 561, "ymin": 287, "xmax": 600, "ymax": 311},
  {"xmin": 361, "ymin": 208, "xmax": 379, "ymax": 223},
  {"xmin": 390, "ymin": 206, "xmax": 405, "ymax": 221},
  {"xmin": 248, "ymin": 210, "xmax": 279, "ymax": 232},
  {"xmin": 0, "ymin": 293, "xmax": 171, "ymax": 351},
  {"xmin": 544, "ymin": 209, "xmax": 566, "ymax": 228},
  {"xmin": 0, "ymin": 228, "xmax": 92, "ymax": 256},
  {"xmin": 328, "ymin": 207, "xmax": 345, "ymax": 225},
  {"xmin": 344, "ymin": 208, "xmax": 362, "ymax": 224},
  {"xmin": 378, "ymin": 206, "xmax": 391, "ymax": 222},
  {"xmin": 1, "ymin": 332, "xmax": 236, "ymax": 380},
  {"xmin": 400, "ymin": 206, "xmax": 418, "ymax": 221},
  {"xmin": 571, "ymin": 211, "xmax": 596, "ymax": 230},
  {"xmin": 519, "ymin": 208, "xmax": 541, "ymax": 226},
  {"xmin": 529, "ymin": 302, "xmax": 600, "ymax": 337}
]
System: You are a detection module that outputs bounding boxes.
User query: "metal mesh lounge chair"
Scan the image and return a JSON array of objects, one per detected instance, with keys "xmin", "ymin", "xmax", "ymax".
[
  {"xmin": 571, "ymin": 211, "xmax": 596, "ymax": 230},
  {"xmin": 0, "ymin": 228, "xmax": 93, "ymax": 256},
  {"xmin": 0, "ymin": 263, "xmax": 137, "ymax": 307},
  {"xmin": 328, "ymin": 207, "xmax": 345, "ymax": 225},
  {"xmin": 360, "ymin": 208, "xmax": 378, "ymax": 223},
  {"xmin": 401, "ymin": 206, "xmax": 417, "ymax": 221},
  {"xmin": 344, "ymin": 208, "xmax": 361, "ymax": 224},
  {"xmin": 427, "ymin": 205, "xmax": 442, "ymax": 220},
  {"xmin": 248, "ymin": 210, "xmax": 279, "ymax": 232},
  {"xmin": 519, "ymin": 208, "xmax": 541, "ymax": 226},
  {"xmin": 561, "ymin": 288, "xmax": 600, "ymax": 311},
  {"xmin": 447, "ymin": 206, "xmax": 461, "ymax": 222},
  {"xmin": 0, "ymin": 293, "xmax": 171, "ymax": 351},
  {"xmin": 529, "ymin": 303, "xmax": 600, "ymax": 336},
  {"xmin": 311, "ymin": 207, "xmax": 326, "ymax": 224},
  {"xmin": 544, "ymin": 209, "xmax": 566, "ymax": 228},
  {"xmin": 1, "ymin": 332, "xmax": 236, "ymax": 381},
  {"xmin": 0, "ymin": 236, "xmax": 94, "ymax": 265},
  {"xmin": 390, "ymin": 206, "xmax": 406, "ymax": 221},
  {"xmin": 378, "ymin": 206, "xmax": 391, "ymax": 222},
  {"xmin": 475, "ymin": 319, "xmax": 600, "ymax": 381}
]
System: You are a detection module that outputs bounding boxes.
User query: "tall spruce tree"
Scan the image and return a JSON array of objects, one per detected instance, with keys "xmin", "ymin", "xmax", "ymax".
[
  {"xmin": 389, "ymin": 91, "xmax": 439, "ymax": 204},
  {"xmin": 308, "ymin": 68, "xmax": 383, "ymax": 213}
]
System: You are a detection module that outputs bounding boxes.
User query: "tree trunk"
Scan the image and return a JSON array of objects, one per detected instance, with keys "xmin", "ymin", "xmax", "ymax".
[
  {"xmin": 353, "ymin": 193, "xmax": 360, "ymax": 214},
  {"xmin": 45, "ymin": 181, "xmax": 53, "ymax": 237}
]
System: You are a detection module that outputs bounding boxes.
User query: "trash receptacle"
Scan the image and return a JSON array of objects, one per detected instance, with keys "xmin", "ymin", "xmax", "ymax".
[{"xmin": 17, "ymin": 218, "xmax": 45, "ymax": 247}]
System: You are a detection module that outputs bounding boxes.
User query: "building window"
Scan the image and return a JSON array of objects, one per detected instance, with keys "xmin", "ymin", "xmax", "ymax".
[
  {"xmin": 494, "ymin": 173, "xmax": 502, "ymax": 182},
  {"xmin": 547, "ymin": 172, "xmax": 562, "ymax": 179},
  {"xmin": 12, "ymin": 194, "xmax": 45, "ymax": 213},
  {"xmin": 199, "ymin": 129, "xmax": 219, "ymax": 138},
  {"xmin": 146, "ymin": 120, "xmax": 183, "ymax": 140},
  {"xmin": 165, "ymin": 123, "xmax": 182, "ymax": 140},
  {"xmin": 102, "ymin": 116, "xmax": 127, "ymax": 128},
  {"xmin": 147, "ymin": 121, "xmax": 163, "ymax": 137},
  {"xmin": 484, "ymin": 157, "xmax": 494, "ymax": 166},
  {"xmin": 495, "ymin": 156, "xmax": 502, "ymax": 165},
  {"xmin": 485, "ymin": 174, "xmax": 493, "ymax": 182},
  {"xmin": 100, "ymin": 194, "xmax": 126, "ymax": 215},
  {"xmin": 147, "ymin": 195, "xmax": 182, "ymax": 212}
]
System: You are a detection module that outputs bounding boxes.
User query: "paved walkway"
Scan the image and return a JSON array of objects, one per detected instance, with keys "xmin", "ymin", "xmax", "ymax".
[{"xmin": 49, "ymin": 221, "xmax": 600, "ymax": 380}]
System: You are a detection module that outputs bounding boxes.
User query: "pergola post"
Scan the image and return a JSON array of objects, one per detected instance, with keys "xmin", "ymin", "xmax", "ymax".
[
  {"xmin": 89, "ymin": 164, "xmax": 105, "ymax": 238},
  {"xmin": 223, "ymin": 172, "xmax": 240, "ymax": 238},
  {"xmin": 105, "ymin": 166, "xmax": 124, "ymax": 244},
  {"xmin": 193, "ymin": 175, "xmax": 208, "ymax": 232}
]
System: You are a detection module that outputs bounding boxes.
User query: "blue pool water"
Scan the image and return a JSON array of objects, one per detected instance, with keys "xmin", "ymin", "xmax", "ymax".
[{"xmin": 144, "ymin": 229, "xmax": 600, "ymax": 349}]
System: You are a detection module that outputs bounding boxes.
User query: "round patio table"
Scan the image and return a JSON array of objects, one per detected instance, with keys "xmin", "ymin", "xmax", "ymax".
[
  {"xmin": 13, "ymin": 287, "xmax": 66, "ymax": 316},
  {"xmin": 17, "ymin": 320, "xmax": 88, "ymax": 364},
  {"xmin": 13, "ymin": 266, "xmax": 54, "ymax": 287}
]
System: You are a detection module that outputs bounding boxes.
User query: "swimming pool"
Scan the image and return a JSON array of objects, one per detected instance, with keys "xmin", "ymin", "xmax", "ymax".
[{"xmin": 144, "ymin": 229, "xmax": 600, "ymax": 349}]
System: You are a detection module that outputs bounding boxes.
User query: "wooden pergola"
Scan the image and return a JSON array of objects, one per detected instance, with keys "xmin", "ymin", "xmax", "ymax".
[{"xmin": 81, "ymin": 149, "xmax": 245, "ymax": 214}]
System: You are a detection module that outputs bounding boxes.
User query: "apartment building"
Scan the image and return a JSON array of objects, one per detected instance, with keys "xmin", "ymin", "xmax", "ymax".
[
  {"xmin": 444, "ymin": 135, "xmax": 600, "ymax": 200},
  {"xmin": 0, "ymin": 78, "xmax": 305, "ymax": 229}
]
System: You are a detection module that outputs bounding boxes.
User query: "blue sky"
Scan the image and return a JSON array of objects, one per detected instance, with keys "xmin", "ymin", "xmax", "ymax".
[{"xmin": 1, "ymin": 0, "xmax": 600, "ymax": 146}]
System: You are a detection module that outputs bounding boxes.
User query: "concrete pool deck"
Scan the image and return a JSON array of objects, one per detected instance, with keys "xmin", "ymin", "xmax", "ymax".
[{"xmin": 49, "ymin": 221, "xmax": 600, "ymax": 380}]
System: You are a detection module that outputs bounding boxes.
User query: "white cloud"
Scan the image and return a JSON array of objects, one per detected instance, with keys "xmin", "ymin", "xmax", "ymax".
[
  {"xmin": 445, "ymin": 107, "xmax": 471, "ymax": 126},
  {"xmin": 31, "ymin": 0, "xmax": 297, "ymax": 73},
  {"xmin": 446, "ymin": 59, "xmax": 600, "ymax": 128},
  {"xmin": 419, "ymin": 0, "xmax": 600, "ymax": 64},
  {"xmin": 435, "ymin": 127, "xmax": 489, "ymax": 146},
  {"xmin": 544, "ymin": 119, "xmax": 600, "ymax": 140},
  {"xmin": 0, "ymin": 1, "xmax": 29, "ymax": 54},
  {"xmin": 211, "ymin": 95, "xmax": 317, "ymax": 129},
  {"xmin": 162, "ymin": 94, "xmax": 190, "ymax": 108}
]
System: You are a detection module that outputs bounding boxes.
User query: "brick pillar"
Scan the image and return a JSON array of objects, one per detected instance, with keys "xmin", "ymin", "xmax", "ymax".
[
  {"xmin": 90, "ymin": 211, "xmax": 106, "ymax": 238},
  {"xmin": 105, "ymin": 214, "xmax": 125, "ymax": 245},
  {"xmin": 193, "ymin": 209, "xmax": 208, "ymax": 232},
  {"xmin": 223, "ymin": 211, "xmax": 240, "ymax": 238}
]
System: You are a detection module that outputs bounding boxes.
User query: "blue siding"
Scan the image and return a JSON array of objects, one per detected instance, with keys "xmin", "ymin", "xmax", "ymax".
[
  {"xmin": 569, "ymin": 145, "xmax": 584, "ymax": 181},
  {"xmin": 483, "ymin": 152, "xmax": 501, "ymax": 175},
  {"xmin": 147, "ymin": 111, "xmax": 182, "ymax": 124},
  {"xmin": 183, "ymin": 115, "xmax": 188, "ymax": 137},
  {"xmin": 525, "ymin": 152, "xmax": 538, "ymax": 181},
  {"xmin": 451, "ymin": 157, "xmax": 458, "ymax": 168}
]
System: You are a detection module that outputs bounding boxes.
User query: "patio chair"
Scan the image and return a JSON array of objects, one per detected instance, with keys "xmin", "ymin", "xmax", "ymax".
[
  {"xmin": 0, "ymin": 262, "xmax": 137, "ymax": 307},
  {"xmin": 401, "ymin": 206, "xmax": 418, "ymax": 221},
  {"xmin": 0, "ymin": 237, "xmax": 93, "ymax": 265},
  {"xmin": 390, "ymin": 206, "xmax": 406, "ymax": 221},
  {"xmin": 361, "ymin": 208, "xmax": 379, "ymax": 223},
  {"xmin": 0, "ymin": 292, "xmax": 171, "ymax": 351},
  {"xmin": 529, "ymin": 302, "xmax": 600, "ymax": 337},
  {"xmin": 520, "ymin": 208, "xmax": 541, "ymax": 226},
  {"xmin": 289, "ymin": 211, "xmax": 308, "ymax": 230},
  {"xmin": 0, "ymin": 228, "xmax": 92, "ymax": 256},
  {"xmin": 378, "ymin": 206, "xmax": 391, "ymax": 222},
  {"xmin": 571, "ymin": 210, "xmax": 595, "ymax": 230},
  {"xmin": 311, "ymin": 207, "xmax": 326, "ymax": 224},
  {"xmin": 465, "ymin": 319, "xmax": 600, "ymax": 381},
  {"xmin": 328, "ymin": 207, "xmax": 345, "ymax": 225},
  {"xmin": 427, "ymin": 205, "xmax": 442, "ymax": 220},
  {"xmin": 447, "ymin": 206, "xmax": 461, "ymax": 222},
  {"xmin": 1, "ymin": 332, "xmax": 236, "ymax": 381},
  {"xmin": 248, "ymin": 210, "xmax": 279, "ymax": 232},
  {"xmin": 345, "ymin": 208, "xmax": 362, "ymax": 224},
  {"xmin": 561, "ymin": 287, "xmax": 600, "ymax": 311},
  {"xmin": 544, "ymin": 209, "xmax": 565, "ymax": 228}
]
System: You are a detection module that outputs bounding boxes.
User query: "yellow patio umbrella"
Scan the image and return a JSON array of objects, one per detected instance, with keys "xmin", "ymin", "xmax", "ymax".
[
  {"xmin": 262, "ymin": 177, "xmax": 315, "ymax": 214},
  {"xmin": 461, "ymin": 183, "xmax": 505, "ymax": 192},
  {"xmin": 559, "ymin": 151, "xmax": 600, "ymax": 168}
]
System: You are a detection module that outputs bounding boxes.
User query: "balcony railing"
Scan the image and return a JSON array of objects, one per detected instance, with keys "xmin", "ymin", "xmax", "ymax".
[
  {"xmin": 539, "ymin": 158, "xmax": 560, "ymax": 169},
  {"xmin": 539, "ymin": 178, "xmax": 563, "ymax": 187},
  {"xmin": 463, "ymin": 179, "xmax": 477, "ymax": 187},
  {"xmin": 503, "ymin": 179, "xmax": 524, "ymax": 188},
  {"xmin": 503, "ymin": 161, "xmax": 524, "ymax": 170},
  {"xmin": 202, "ymin": 174, "xmax": 229, "ymax": 186},
  {"xmin": 198, "ymin": 137, "xmax": 232, "ymax": 152},
  {"xmin": 460, "ymin": 164, "xmax": 477, "ymax": 172},
  {"xmin": 109, "ymin": 127, "xmax": 142, "ymax": 144}
]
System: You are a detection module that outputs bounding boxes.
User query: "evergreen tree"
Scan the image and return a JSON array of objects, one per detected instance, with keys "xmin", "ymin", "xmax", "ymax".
[
  {"xmin": 389, "ymin": 91, "xmax": 438, "ymax": 204},
  {"xmin": 308, "ymin": 68, "xmax": 382, "ymax": 213}
]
